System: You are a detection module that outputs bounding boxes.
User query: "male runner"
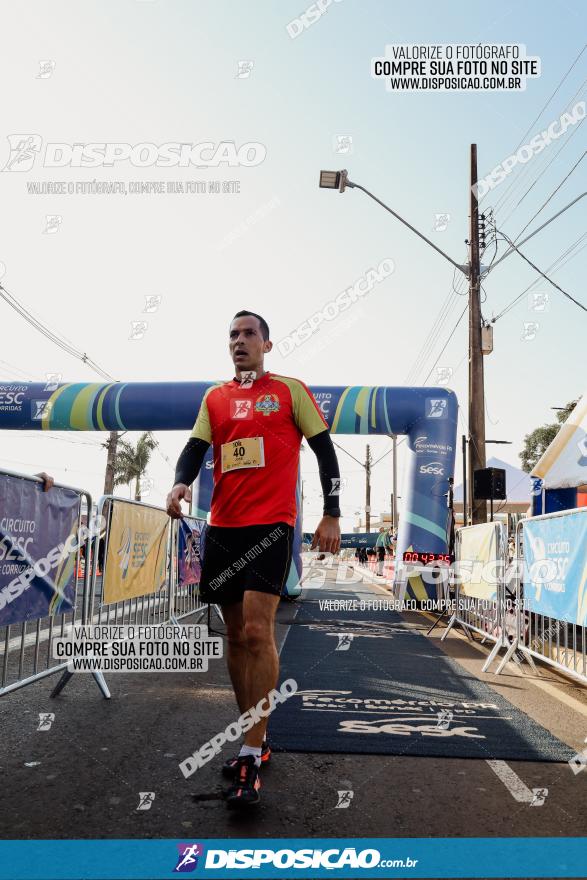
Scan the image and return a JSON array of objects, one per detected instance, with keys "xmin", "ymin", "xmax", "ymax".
[{"xmin": 166, "ymin": 310, "xmax": 341, "ymax": 808}]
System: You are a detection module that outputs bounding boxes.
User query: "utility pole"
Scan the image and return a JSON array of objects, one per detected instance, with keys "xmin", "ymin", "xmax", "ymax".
[
  {"xmin": 103, "ymin": 430, "xmax": 119, "ymax": 495},
  {"xmin": 468, "ymin": 144, "xmax": 487, "ymax": 524},
  {"xmin": 461, "ymin": 434, "xmax": 468, "ymax": 526},
  {"xmin": 365, "ymin": 443, "xmax": 372, "ymax": 532}
]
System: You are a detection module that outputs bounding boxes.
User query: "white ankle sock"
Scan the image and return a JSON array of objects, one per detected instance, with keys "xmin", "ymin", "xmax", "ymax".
[{"xmin": 239, "ymin": 744, "xmax": 262, "ymax": 767}]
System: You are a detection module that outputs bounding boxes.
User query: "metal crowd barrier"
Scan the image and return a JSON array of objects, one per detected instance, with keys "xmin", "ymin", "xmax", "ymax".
[
  {"xmin": 507, "ymin": 508, "xmax": 587, "ymax": 685},
  {"xmin": 51, "ymin": 495, "xmax": 174, "ymax": 698},
  {"xmin": 1, "ymin": 485, "xmax": 215, "ymax": 700},
  {"xmin": 170, "ymin": 515, "xmax": 206, "ymax": 625},
  {"xmin": 442, "ymin": 521, "xmax": 511, "ymax": 672},
  {"xmin": 0, "ymin": 468, "xmax": 93, "ymax": 697}
]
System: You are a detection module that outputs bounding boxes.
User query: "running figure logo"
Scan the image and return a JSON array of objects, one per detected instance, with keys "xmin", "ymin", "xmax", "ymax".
[
  {"xmin": 2, "ymin": 134, "xmax": 42, "ymax": 171},
  {"xmin": 136, "ymin": 792, "xmax": 155, "ymax": 811},
  {"xmin": 231, "ymin": 399, "xmax": 253, "ymax": 420},
  {"xmin": 335, "ymin": 790, "xmax": 354, "ymax": 808},
  {"xmin": 174, "ymin": 843, "xmax": 204, "ymax": 872},
  {"xmin": 426, "ymin": 398, "xmax": 447, "ymax": 419}
]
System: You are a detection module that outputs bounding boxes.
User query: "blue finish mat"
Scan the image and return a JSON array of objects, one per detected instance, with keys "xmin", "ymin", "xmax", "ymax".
[{"xmin": 271, "ymin": 603, "xmax": 575, "ymax": 762}]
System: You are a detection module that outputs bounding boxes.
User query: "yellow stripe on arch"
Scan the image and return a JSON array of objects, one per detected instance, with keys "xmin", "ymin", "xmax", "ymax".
[
  {"xmin": 70, "ymin": 384, "xmax": 105, "ymax": 430},
  {"xmin": 331, "ymin": 387, "xmax": 352, "ymax": 434},
  {"xmin": 370, "ymin": 387, "xmax": 379, "ymax": 428}
]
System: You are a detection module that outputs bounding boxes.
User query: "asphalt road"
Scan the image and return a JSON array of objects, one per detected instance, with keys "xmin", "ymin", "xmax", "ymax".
[{"xmin": 1, "ymin": 563, "xmax": 586, "ymax": 877}]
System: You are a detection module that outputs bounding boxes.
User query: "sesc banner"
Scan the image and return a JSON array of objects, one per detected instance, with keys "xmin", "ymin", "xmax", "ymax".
[
  {"xmin": 177, "ymin": 516, "xmax": 204, "ymax": 588},
  {"xmin": 523, "ymin": 509, "xmax": 587, "ymax": 627},
  {"xmin": 0, "ymin": 473, "xmax": 80, "ymax": 627},
  {"xmin": 103, "ymin": 502, "xmax": 169, "ymax": 603}
]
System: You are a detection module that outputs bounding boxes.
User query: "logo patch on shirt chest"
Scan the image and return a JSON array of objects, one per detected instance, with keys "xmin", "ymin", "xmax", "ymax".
[{"xmin": 255, "ymin": 393, "xmax": 280, "ymax": 416}]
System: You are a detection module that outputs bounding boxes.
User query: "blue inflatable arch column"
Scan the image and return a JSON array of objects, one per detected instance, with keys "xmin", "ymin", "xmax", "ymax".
[{"xmin": 0, "ymin": 381, "xmax": 458, "ymax": 600}]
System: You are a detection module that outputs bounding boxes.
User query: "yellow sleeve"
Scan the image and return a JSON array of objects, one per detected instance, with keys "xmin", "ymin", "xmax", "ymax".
[
  {"xmin": 275, "ymin": 376, "xmax": 329, "ymax": 439},
  {"xmin": 190, "ymin": 388, "xmax": 213, "ymax": 444}
]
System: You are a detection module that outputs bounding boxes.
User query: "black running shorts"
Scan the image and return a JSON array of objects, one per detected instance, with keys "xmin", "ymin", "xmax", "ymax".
[{"xmin": 198, "ymin": 521, "xmax": 294, "ymax": 605}]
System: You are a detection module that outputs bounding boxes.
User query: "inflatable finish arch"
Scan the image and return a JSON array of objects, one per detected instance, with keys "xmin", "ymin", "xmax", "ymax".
[{"xmin": 0, "ymin": 381, "xmax": 458, "ymax": 599}]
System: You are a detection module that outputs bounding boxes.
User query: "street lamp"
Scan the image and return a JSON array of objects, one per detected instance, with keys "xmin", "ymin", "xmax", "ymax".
[
  {"xmin": 318, "ymin": 169, "xmax": 465, "ymax": 273},
  {"xmin": 319, "ymin": 169, "xmax": 350, "ymax": 192}
]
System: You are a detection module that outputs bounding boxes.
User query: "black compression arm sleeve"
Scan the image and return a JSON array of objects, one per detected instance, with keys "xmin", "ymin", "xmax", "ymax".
[
  {"xmin": 306, "ymin": 430, "xmax": 341, "ymax": 515},
  {"xmin": 173, "ymin": 437, "xmax": 211, "ymax": 487}
]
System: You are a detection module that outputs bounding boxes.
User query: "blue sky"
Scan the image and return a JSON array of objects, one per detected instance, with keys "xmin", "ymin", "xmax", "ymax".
[{"xmin": 0, "ymin": 0, "xmax": 584, "ymax": 528}]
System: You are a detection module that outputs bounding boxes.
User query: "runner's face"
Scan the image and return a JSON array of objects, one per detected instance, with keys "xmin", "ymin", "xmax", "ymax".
[{"xmin": 229, "ymin": 317, "xmax": 271, "ymax": 374}]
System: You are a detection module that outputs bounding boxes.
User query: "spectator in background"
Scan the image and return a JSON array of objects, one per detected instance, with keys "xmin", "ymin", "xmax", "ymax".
[{"xmin": 375, "ymin": 527, "xmax": 392, "ymax": 576}]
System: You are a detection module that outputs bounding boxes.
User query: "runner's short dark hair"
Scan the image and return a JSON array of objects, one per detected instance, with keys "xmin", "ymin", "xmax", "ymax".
[{"xmin": 232, "ymin": 310, "xmax": 270, "ymax": 341}]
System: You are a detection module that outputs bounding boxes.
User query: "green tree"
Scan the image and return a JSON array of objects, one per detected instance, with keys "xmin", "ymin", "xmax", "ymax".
[
  {"xmin": 113, "ymin": 432, "xmax": 157, "ymax": 500},
  {"xmin": 519, "ymin": 400, "xmax": 578, "ymax": 473}
]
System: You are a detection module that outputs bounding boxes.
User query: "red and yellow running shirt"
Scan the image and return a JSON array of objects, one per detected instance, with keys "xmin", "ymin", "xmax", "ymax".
[{"xmin": 190, "ymin": 371, "xmax": 328, "ymax": 527}]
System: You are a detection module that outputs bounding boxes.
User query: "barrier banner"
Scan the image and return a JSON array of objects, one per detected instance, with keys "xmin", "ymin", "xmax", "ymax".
[
  {"xmin": 457, "ymin": 522, "xmax": 499, "ymax": 600},
  {"xmin": 177, "ymin": 516, "xmax": 204, "ymax": 587},
  {"xmin": 0, "ymin": 473, "xmax": 80, "ymax": 626},
  {"xmin": 103, "ymin": 503, "xmax": 169, "ymax": 604},
  {"xmin": 523, "ymin": 510, "xmax": 587, "ymax": 627}
]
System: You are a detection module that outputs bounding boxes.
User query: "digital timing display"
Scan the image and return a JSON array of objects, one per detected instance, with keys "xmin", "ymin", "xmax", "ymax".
[{"xmin": 402, "ymin": 551, "xmax": 453, "ymax": 564}]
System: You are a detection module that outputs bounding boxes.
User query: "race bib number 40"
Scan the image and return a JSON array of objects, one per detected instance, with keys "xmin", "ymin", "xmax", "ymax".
[{"xmin": 221, "ymin": 437, "xmax": 265, "ymax": 474}]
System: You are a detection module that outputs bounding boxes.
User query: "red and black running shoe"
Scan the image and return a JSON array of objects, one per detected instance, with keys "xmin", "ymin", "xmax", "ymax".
[
  {"xmin": 224, "ymin": 755, "xmax": 261, "ymax": 809},
  {"xmin": 221, "ymin": 741, "xmax": 271, "ymax": 779}
]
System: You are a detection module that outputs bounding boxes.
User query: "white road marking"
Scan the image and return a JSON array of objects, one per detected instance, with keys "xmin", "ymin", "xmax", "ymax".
[{"xmin": 486, "ymin": 759, "xmax": 535, "ymax": 803}]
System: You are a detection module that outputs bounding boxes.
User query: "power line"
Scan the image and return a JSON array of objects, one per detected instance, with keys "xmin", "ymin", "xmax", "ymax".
[
  {"xmin": 509, "ymin": 43, "xmax": 586, "ymax": 152},
  {"xmin": 0, "ymin": 283, "xmax": 115, "ymax": 381},
  {"xmin": 405, "ymin": 265, "xmax": 467, "ymax": 384},
  {"xmin": 492, "ymin": 228, "xmax": 587, "ymax": 317},
  {"xmin": 422, "ymin": 304, "xmax": 469, "ymax": 385},
  {"xmin": 511, "ymin": 151, "xmax": 586, "ymax": 240},
  {"xmin": 492, "ymin": 44, "xmax": 587, "ymax": 216},
  {"xmin": 492, "ymin": 72, "xmax": 587, "ymax": 222},
  {"xmin": 491, "ymin": 232, "xmax": 587, "ymax": 322},
  {"xmin": 486, "ymin": 193, "xmax": 586, "ymax": 273},
  {"xmin": 500, "ymin": 113, "xmax": 586, "ymax": 223}
]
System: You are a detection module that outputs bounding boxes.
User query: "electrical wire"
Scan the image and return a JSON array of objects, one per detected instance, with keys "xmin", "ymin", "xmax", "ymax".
[
  {"xmin": 486, "ymin": 194, "xmax": 587, "ymax": 274},
  {"xmin": 0, "ymin": 283, "xmax": 115, "ymax": 381},
  {"xmin": 500, "ymin": 115, "xmax": 586, "ymax": 224},
  {"xmin": 492, "ymin": 43, "xmax": 587, "ymax": 216},
  {"xmin": 422, "ymin": 304, "xmax": 469, "ymax": 385},
  {"xmin": 493, "ymin": 72, "xmax": 587, "ymax": 220},
  {"xmin": 511, "ymin": 151, "xmax": 586, "ymax": 242},
  {"xmin": 404, "ymin": 267, "xmax": 467, "ymax": 385},
  {"xmin": 491, "ymin": 231, "xmax": 587, "ymax": 322},
  {"xmin": 493, "ymin": 227, "xmax": 587, "ymax": 313}
]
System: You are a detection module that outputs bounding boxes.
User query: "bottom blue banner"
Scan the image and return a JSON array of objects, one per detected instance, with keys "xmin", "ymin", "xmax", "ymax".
[{"xmin": 0, "ymin": 838, "xmax": 585, "ymax": 879}]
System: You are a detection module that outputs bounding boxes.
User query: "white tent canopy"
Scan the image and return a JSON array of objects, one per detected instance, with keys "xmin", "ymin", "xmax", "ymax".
[{"xmin": 531, "ymin": 392, "xmax": 587, "ymax": 490}]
